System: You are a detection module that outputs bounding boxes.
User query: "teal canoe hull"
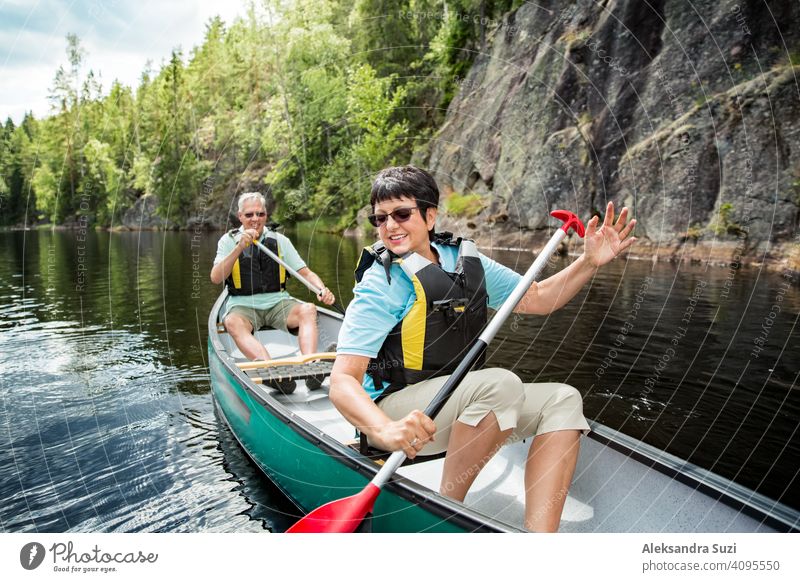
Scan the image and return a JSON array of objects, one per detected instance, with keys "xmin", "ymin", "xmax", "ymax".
[{"xmin": 207, "ymin": 297, "xmax": 513, "ymax": 532}]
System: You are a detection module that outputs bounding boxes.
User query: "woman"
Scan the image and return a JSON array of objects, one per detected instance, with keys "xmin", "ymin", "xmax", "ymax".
[{"xmin": 329, "ymin": 166, "xmax": 636, "ymax": 531}]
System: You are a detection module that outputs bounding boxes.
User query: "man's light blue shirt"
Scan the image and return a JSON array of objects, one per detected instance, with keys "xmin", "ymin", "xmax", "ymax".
[
  {"xmin": 336, "ymin": 241, "xmax": 522, "ymax": 398},
  {"xmin": 214, "ymin": 227, "xmax": 306, "ymax": 316}
]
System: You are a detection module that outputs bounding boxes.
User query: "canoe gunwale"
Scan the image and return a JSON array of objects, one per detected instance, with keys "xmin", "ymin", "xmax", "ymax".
[{"xmin": 208, "ymin": 289, "xmax": 521, "ymax": 533}]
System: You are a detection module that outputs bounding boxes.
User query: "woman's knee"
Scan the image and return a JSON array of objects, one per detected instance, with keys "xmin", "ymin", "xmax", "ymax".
[
  {"xmin": 475, "ymin": 368, "xmax": 525, "ymax": 407},
  {"xmin": 548, "ymin": 383, "xmax": 584, "ymax": 411}
]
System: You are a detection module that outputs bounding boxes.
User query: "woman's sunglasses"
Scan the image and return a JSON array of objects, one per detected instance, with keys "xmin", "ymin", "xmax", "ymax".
[
  {"xmin": 368, "ymin": 206, "xmax": 419, "ymax": 227},
  {"xmin": 243, "ymin": 211, "xmax": 267, "ymax": 218}
]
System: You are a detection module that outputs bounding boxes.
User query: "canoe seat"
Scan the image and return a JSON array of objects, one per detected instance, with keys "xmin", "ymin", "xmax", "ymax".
[{"xmin": 346, "ymin": 435, "xmax": 448, "ymax": 467}]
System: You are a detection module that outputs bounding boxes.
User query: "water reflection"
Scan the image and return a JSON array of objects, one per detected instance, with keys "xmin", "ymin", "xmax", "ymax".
[
  {"xmin": 0, "ymin": 229, "xmax": 298, "ymax": 532},
  {"xmin": 487, "ymin": 252, "xmax": 799, "ymax": 505}
]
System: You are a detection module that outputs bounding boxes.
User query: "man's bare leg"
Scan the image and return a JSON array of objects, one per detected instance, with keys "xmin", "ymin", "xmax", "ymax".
[
  {"xmin": 224, "ymin": 313, "xmax": 270, "ymax": 361},
  {"xmin": 286, "ymin": 303, "xmax": 319, "ymax": 354}
]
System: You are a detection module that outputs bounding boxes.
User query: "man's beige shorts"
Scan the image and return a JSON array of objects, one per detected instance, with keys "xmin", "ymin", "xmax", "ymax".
[
  {"xmin": 372, "ymin": 367, "xmax": 590, "ymax": 456},
  {"xmin": 226, "ymin": 298, "xmax": 301, "ymax": 332}
]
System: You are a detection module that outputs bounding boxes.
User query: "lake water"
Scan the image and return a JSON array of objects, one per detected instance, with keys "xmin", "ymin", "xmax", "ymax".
[{"xmin": 1, "ymin": 227, "xmax": 797, "ymax": 532}]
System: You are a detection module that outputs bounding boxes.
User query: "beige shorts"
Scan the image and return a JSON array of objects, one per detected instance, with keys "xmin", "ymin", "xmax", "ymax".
[
  {"xmin": 372, "ymin": 367, "xmax": 590, "ymax": 456},
  {"xmin": 226, "ymin": 298, "xmax": 301, "ymax": 332}
]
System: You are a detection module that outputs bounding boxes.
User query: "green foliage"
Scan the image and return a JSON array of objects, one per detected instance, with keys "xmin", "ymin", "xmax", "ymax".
[
  {"xmin": 310, "ymin": 64, "xmax": 408, "ymax": 227},
  {"xmin": 350, "ymin": 0, "xmax": 426, "ymax": 77},
  {"xmin": 445, "ymin": 191, "xmax": 484, "ymax": 217},
  {"xmin": 0, "ymin": 116, "xmax": 36, "ymax": 224},
  {"xmin": 5, "ymin": 0, "xmax": 523, "ymax": 229},
  {"xmin": 710, "ymin": 202, "xmax": 746, "ymax": 236},
  {"xmin": 31, "ymin": 165, "xmax": 58, "ymax": 221},
  {"xmin": 683, "ymin": 223, "xmax": 704, "ymax": 241},
  {"xmin": 82, "ymin": 138, "xmax": 123, "ymax": 222}
]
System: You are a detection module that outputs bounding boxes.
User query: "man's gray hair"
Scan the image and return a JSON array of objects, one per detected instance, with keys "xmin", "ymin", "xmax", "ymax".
[{"xmin": 237, "ymin": 192, "xmax": 267, "ymax": 213}]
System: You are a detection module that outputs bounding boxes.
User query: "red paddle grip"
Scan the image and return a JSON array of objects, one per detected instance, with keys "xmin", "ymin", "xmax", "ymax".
[{"xmin": 550, "ymin": 210, "xmax": 585, "ymax": 237}]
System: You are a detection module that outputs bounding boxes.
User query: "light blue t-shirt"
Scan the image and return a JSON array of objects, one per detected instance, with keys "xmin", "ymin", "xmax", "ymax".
[
  {"xmin": 337, "ymin": 241, "xmax": 522, "ymax": 398},
  {"xmin": 214, "ymin": 227, "xmax": 306, "ymax": 315}
]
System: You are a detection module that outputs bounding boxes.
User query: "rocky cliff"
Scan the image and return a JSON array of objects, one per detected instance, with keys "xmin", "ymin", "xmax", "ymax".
[{"xmin": 420, "ymin": 0, "xmax": 799, "ymax": 270}]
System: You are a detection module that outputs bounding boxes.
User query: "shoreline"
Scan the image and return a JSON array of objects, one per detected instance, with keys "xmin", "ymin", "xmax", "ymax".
[{"xmin": 4, "ymin": 222, "xmax": 798, "ymax": 277}]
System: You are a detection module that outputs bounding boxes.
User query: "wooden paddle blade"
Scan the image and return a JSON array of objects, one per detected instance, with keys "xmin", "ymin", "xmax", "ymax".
[{"xmin": 286, "ymin": 483, "xmax": 381, "ymax": 533}]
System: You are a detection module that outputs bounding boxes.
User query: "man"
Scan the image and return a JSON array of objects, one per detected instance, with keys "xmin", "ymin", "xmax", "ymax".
[
  {"xmin": 329, "ymin": 166, "xmax": 636, "ymax": 531},
  {"xmin": 210, "ymin": 192, "xmax": 336, "ymax": 362}
]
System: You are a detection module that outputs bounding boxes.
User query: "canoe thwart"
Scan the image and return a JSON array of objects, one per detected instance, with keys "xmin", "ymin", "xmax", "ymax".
[
  {"xmin": 236, "ymin": 352, "xmax": 337, "ymax": 370},
  {"xmin": 244, "ymin": 360, "xmax": 335, "ymax": 385}
]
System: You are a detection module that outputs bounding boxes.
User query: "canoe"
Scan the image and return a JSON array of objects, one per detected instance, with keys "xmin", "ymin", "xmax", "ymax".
[{"xmin": 208, "ymin": 290, "xmax": 799, "ymax": 533}]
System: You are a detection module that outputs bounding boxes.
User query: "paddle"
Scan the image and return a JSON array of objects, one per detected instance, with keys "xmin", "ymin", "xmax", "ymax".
[
  {"xmin": 286, "ymin": 209, "xmax": 586, "ymax": 533},
  {"xmin": 249, "ymin": 238, "xmax": 346, "ymax": 315}
]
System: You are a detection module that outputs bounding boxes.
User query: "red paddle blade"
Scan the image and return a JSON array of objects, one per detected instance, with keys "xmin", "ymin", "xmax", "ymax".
[{"xmin": 286, "ymin": 483, "xmax": 381, "ymax": 533}]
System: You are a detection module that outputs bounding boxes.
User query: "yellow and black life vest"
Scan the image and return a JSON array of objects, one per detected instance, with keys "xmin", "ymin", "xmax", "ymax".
[
  {"xmin": 354, "ymin": 232, "xmax": 488, "ymax": 398},
  {"xmin": 225, "ymin": 229, "xmax": 287, "ymax": 296}
]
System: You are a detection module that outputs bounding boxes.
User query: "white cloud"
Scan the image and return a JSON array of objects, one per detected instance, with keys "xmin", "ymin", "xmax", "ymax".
[
  {"xmin": 0, "ymin": 0, "xmax": 250, "ymax": 124},
  {"xmin": 0, "ymin": 64, "xmax": 54, "ymax": 123}
]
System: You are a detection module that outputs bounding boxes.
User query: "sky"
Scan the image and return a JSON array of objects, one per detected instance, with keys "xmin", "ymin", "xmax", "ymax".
[{"xmin": 1, "ymin": 0, "xmax": 251, "ymax": 124}]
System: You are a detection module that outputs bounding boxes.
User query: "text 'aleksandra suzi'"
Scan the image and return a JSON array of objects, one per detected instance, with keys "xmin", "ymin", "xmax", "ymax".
[{"xmin": 642, "ymin": 542, "xmax": 737, "ymax": 554}]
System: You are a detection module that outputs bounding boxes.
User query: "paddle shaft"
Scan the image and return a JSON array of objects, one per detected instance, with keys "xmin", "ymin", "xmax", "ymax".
[
  {"xmin": 371, "ymin": 226, "xmax": 570, "ymax": 488},
  {"xmin": 250, "ymin": 238, "xmax": 346, "ymax": 315}
]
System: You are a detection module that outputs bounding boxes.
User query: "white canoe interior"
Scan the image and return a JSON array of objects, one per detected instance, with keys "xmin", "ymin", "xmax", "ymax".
[{"xmin": 220, "ymin": 324, "xmax": 797, "ymax": 533}]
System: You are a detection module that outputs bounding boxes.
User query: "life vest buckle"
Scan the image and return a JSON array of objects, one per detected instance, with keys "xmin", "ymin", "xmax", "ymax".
[{"xmin": 431, "ymin": 298, "xmax": 467, "ymax": 322}]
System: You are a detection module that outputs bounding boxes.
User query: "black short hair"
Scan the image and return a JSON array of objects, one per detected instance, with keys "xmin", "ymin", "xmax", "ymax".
[{"xmin": 369, "ymin": 165, "xmax": 440, "ymax": 212}]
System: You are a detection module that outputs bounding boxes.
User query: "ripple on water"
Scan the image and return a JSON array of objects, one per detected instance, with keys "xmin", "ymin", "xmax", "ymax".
[{"xmin": 0, "ymin": 310, "xmax": 260, "ymax": 532}]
